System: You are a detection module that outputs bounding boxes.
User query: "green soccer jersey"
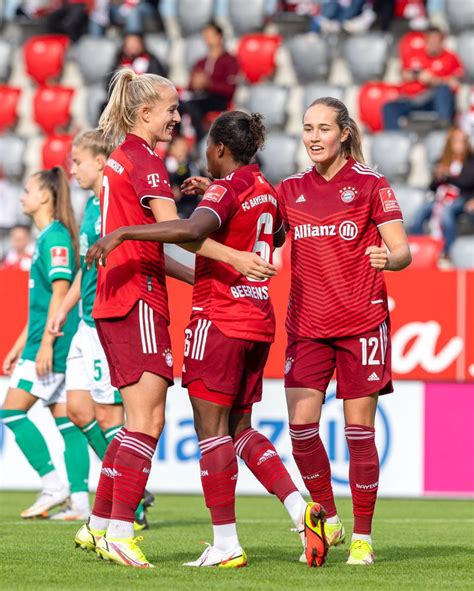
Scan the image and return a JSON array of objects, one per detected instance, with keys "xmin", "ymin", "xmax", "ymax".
[
  {"xmin": 79, "ymin": 196, "xmax": 101, "ymax": 327},
  {"xmin": 22, "ymin": 220, "xmax": 79, "ymax": 373}
]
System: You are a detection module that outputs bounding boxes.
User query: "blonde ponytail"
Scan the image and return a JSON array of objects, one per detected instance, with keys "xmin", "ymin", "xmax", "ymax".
[
  {"xmin": 35, "ymin": 166, "xmax": 79, "ymax": 267},
  {"xmin": 306, "ymin": 97, "xmax": 366, "ymax": 164},
  {"xmin": 99, "ymin": 68, "xmax": 176, "ymax": 147}
]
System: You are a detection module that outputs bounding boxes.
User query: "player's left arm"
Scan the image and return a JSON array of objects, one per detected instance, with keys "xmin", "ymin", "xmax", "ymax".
[
  {"xmin": 36, "ymin": 279, "xmax": 71, "ymax": 377},
  {"xmin": 366, "ymin": 221, "xmax": 412, "ymax": 271}
]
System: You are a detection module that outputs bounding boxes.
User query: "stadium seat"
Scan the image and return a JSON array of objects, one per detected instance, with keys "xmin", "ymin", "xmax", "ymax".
[
  {"xmin": 259, "ymin": 133, "xmax": 299, "ymax": 184},
  {"xmin": 423, "ymin": 130, "xmax": 448, "ymax": 168},
  {"xmin": 246, "ymin": 84, "xmax": 289, "ymax": 130},
  {"xmin": 390, "ymin": 183, "xmax": 426, "ymax": 228},
  {"xmin": 445, "ymin": 0, "xmax": 474, "ymax": 32},
  {"xmin": 369, "ymin": 132, "xmax": 412, "ymax": 182},
  {"xmin": 184, "ymin": 35, "xmax": 208, "ymax": 72},
  {"xmin": 303, "ymin": 83, "xmax": 345, "ymax": 111},
  {"xmin": 0, "ymin": 86, "xmax": 21, "ymax": 132},
  {"xmin": 450, "ymin": 236, "xmax": 474, "ymax": 268},
  {"xmin": 176, "ymin": 0, "xmax": 214, "ymax": 37},
  {"xmin": 286, "ymin": 33, "xmax": 330, "ymax": 85},
  {"xmin": 0, "ymin": 135, "xmax": 27, "ymax": 179},
  {"xmin": 344, "ymin": 33, "xmax": 391, "ymax": 83},
  {"xmin": 457, "ymin": 33, "xmax": 474, "ymax": 84},
  {"xmin": 41, "ymin": 134, "xmax": 73, "ymax": 170},
  {"xmin": 76, "ymin": 36, "xmax": 117, "ymax": 85},
  {"xmin": 407, "ymin": 236, "xmax": 443, "ymax": 270},
  {"xmin": 237, "ymin": 34, "xmax": 281, "ymax": 84},
  {"xmin": 0, "ymin": 39, "xmax": 14, "ymax": 82},
  {"xmin": 33, "ymin": 86, "xmax": 74, "ymax": 135},
  {"xmin": 398, "ymin": 31, "xmax": 425, "ymax": 70},
  {"xmin": 358, "ymin": 82, "xmax": 401, "ymax": 132},
  {"xmin": 85, "ymin": 84, "xmax": 107, "ymax": 127},
  {"xmin": 23, "ymin": 34, "xmax": 70, "ymax": 85},
  {"xmin": 229, "ymin": 0, "xmax": 267, "ymax": 36},
  {"xmin": 144, "ymin": 33, "xmax": 170, "ymax": 70}
]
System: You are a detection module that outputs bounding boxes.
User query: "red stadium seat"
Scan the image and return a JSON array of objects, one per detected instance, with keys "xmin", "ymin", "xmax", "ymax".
[
  {"xmin": 358, "ymin": 82, "xmax": 401, "ymax": 132},
  {"xmin": 237, "ymin": 34, "xmax": 281, "ymax": 84},
  {"xmin": 408, "ymin": 236, "xmax": 443, "ymax": 269},
  {"xmin": 0, "ymin": 85, "xmax": 21, "ymax": 132},
  {"xmin": 41, "ymin": 134, "xmax": 73, "ymax": 170},
  {"xmin": 33, "ymin": 86, "xmax": 74, "ymax": 134},
  {"xmin": 24, "ymin": 34, "xmax": 70, "ymax": 85},
  {"xmin": 399, "ymin": 31, "xmax": 426, "ymax": 69}
]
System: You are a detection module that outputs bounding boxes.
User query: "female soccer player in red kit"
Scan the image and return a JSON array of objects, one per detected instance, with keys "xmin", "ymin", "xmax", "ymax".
[
  {"xmin": 75, "ymin": 71, "xmax": 276, "ymax": 568},
  {"xmin": 278, "ymin": 97, "xmax": 411, "ymax": 565},
  {"xmin": 87, "ymin": 111, "xmax": 329, "ymax": 569}
]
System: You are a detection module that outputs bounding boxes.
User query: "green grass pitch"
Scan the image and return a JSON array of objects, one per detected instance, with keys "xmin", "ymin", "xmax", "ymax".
[{"xmin": 0, "ymin": 493, "xmax": 472, "ymax": 590}]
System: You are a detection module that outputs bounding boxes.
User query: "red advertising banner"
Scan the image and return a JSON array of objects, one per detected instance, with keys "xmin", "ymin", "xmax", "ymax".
[{"xmin": 0, "ymin": 264, "xmax": 472, "ymax": 382}]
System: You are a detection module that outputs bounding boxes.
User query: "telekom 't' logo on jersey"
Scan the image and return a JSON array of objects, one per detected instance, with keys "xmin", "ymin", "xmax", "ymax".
[
  {"xmin": 147, "ymin": 173, "xmax": 161, "ymax": 188},
  {"xmin": 339, "ymin": 221, "xmax": 358, "ymax": 241}
]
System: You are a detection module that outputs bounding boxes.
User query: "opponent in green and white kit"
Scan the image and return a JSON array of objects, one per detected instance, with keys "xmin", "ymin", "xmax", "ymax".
[{"xmin": 1, "ymin": 167, "xmax": 90, "ymax": 519}]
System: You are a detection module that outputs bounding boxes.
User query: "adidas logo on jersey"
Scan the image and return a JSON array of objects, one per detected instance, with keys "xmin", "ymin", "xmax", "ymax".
[
  {"xmin": 295, "ymin": 194, "xmax": 306, "ymax": 203},
  {"xmin": 368, "ymin": 372, "xmax": 380, "ymax": 382},
  {"xmin": 257, "ymin": 449, "xmax": 278, "ymax": 465}
]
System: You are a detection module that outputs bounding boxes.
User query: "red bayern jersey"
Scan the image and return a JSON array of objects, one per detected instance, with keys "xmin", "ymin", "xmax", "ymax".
[
  {"xmin": 93, "ymin": 133, "xmax": 174, "ymax": 322},
  {"xmin": 192, "ymin": 164, "xmax": 282, "ymax": 342},
  {"xmin": 278, "ymin": 157, "xmax": 403, "ymax": 339}
]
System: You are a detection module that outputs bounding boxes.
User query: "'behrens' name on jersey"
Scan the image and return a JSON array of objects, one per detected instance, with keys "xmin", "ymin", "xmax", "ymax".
[
  {"xmin": 231, "ymin": 284, "xmax": 269, "ymax": 300},
  {"xmin": 242, "ymin": 194, "xmax": 277, "ymax": 211}
]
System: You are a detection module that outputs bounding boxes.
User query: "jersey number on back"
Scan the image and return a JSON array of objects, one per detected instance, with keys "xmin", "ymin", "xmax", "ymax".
[{"xmin": 250, "ymin": 212, "xmax": 273, "ymax": 283}]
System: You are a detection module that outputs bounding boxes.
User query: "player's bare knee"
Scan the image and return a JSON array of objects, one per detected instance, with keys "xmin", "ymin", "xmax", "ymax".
[{"xmin": 66, "ymin": 406, "xmax": 92, "ymax": 429}]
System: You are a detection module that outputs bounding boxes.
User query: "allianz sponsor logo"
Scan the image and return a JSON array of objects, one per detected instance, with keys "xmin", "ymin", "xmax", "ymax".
[
  {"xmin": 293, "ymin": 221, "xmax": 358, "ymax": 241},
  {"xmin": 257, "ymin": 449, "xmax": 277, "ymax": 465}
]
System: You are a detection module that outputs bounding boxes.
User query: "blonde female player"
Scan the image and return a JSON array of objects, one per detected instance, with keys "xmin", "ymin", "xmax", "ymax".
[
  {"xmin": 278, "ymin": 97, "xmax": 411, "ymax": 565},
  {"xmin": 1, "ymin": 167, "xmax": 90, "ymax": 518},
  {"xmin": 48, "ymin": 130, "xmax": 152, "ymax": 527},
  {"xmin": 74, "ymin": 69, "xmax": 275, "ymax": 568}
]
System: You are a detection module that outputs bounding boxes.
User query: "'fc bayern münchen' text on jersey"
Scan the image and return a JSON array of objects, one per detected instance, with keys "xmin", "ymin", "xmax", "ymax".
[
  {"xmin": 79, "ymin": 195, "xmax": 101, "ymax": 327},
  {"xmin": 23, "ymin": 220, "xmax": 79, "ymax": 372},
  {"xmin": 278, "ymin": 158, "xmax": 403, "ymax": 338},
  {"xmin": 193, "ymin": 164, "xmax": 282, "ymax": 342},
  {"xmin": 93, "ymin": 133, "xmax": 174, "ymax": 322}
]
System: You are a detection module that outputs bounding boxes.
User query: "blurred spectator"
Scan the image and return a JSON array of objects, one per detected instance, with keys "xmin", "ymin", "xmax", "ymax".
[
  {"xmin": 312, "ymin": 1, "xmax": 375, "ymax": 34},
  {"xmin": 0, "ymin": 225, "xmax": 34, "ymax": 271},
  {"xmin": 371, "ymin": 0, "xmax": 395, "ymax": 32},
  {"xmin": 179, "ymin": 22, "xmax": 239, "ymax": 142},
  {"xmin": 165, "ymin": 135, "xmax": 202, "ymax": 218},
  {"xmin": 108, "ymin": 32, "xmax": 167, "ymax": 81},
  {"xmin": 109, "ymin": 0, "xmax": 162, "ymax": 34},
  {"xmin": 411, "ymin": 127, "xmax": 474, "ymax": 260},
  {"xmin": 383, "ymin": 27, "xmax": 464, "ymax": 130},
  {"xmin": 46, "ymin": 1, "xmax": 91, "ymax": 42}
]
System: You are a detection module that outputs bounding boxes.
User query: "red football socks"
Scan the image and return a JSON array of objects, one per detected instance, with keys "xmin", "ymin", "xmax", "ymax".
[
  {"xmin": 199, "ymin": 435, "xmax": 238, "ymax": 526},
  {"xmin": 289, "ymin": 422, "xmax": 338, "ymax": 518},
  {"xmin": 345, "ymin": 424, "xmax": 379, "ymax": 535},
  {"xmin": 109, "ymin": 431, "xmax": 157, "ymax": 523},
  {"xmin": 234, "ymin": 427, "xmax": 298, "ymax": 502},
  {"xmin": 92, "ymin": 427, "xmax": 126, "ymax": 519}
]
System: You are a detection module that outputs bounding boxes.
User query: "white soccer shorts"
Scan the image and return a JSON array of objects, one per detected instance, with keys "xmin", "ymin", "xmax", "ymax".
[
  {"xmin": 9, "ymin": 358, "xmax": 66, "ymax": 406},
  {"xmin": 66, "ymin": 321, "xmax": 121, "ymax": 405}
]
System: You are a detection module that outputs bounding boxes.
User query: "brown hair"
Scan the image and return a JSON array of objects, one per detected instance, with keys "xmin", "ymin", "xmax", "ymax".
[
  {"xmin": 34, "ymin": 166, "xmax": 79, "ymax": 266},
  {"xmin": 72, "ymin": 128, "xmax": 113, "ymax": 158},
  {"xmin": 306, "ymin": 97, "xmax": 365, "ymax": 163},
  {"xmin": 99, "ymin": 68, "xmax": 175, "ymax": 147},
  {"xmin": 439, "ymin": 126, "xmax": 470, "ymax": 167}
]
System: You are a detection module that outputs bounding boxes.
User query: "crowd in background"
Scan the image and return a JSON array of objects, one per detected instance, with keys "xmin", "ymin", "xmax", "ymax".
[{"xmin": 0, "ymin": 0, "xmax": 473, "ymax": 267}]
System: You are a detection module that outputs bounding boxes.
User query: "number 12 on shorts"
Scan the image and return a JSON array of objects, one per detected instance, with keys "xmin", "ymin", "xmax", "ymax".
[{"xmin": 359, "ymin": 322, "xmax": 387, "ymax": 366}]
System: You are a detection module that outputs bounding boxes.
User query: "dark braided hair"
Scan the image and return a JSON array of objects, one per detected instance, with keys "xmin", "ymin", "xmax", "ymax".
[{"xmin": 209, "ymin": 111, "xmax": 266, "ymax": 165}]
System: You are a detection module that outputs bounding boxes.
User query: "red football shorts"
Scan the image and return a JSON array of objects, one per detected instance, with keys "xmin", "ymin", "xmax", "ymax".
[
  {"xmin": 181, "ymin": 317, "xmax": 271, "ymax": 413},
  {"xmin": 95, "ymin": 299, "xmax": 174, "ymax": 389},
  {"xmin": 284, "ymin": 317, "xmax": 393, "ymax": 399}
]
